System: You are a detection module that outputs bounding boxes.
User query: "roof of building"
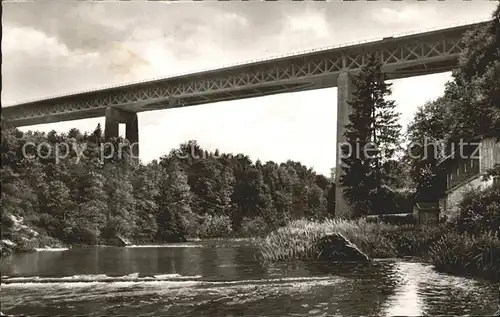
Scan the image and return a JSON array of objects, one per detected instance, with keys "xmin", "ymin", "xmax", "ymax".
[{"xmin": 415, "ymin": 202, "xmax": 440, "ymax": 210}]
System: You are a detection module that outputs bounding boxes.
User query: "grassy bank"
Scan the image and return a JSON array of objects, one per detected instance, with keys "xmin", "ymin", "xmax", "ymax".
[{"xmin": 255, "ymin": 219, "xmax": 500, "ymax": 281}]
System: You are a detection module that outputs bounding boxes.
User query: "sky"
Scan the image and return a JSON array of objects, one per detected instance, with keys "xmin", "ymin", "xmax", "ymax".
[{"xmin": 2, "ymin": 1, "xmax": 497, "ymax": 176}]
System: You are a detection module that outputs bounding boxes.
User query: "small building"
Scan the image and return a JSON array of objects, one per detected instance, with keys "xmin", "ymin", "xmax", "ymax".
[
  {"xmin": 413, "ymin": 202, "xmax": 440, "ymax": 227},
  {"xmin": 437, "ymin": 135, "xmax": 500, "ymax": 221}
]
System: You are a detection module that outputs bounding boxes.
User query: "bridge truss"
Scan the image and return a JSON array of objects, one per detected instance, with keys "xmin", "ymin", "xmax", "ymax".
[{"xmin": 3, "ymin": 22, "xmax": 486, "ymax": 127}]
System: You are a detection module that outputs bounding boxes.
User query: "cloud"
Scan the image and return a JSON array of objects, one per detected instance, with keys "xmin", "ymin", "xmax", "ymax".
[
  {"xmin": 2, "ymin": 26, "xmax": 69, "ymax": 57},
  {"xmin": 105, "ymin": 43, "xmax": 151, "ymax": 79},
  {"xmin": 371, "ymin": 6, "xmax": 437, "ymax": 26},
  {"xmin": 285, "ymin": 10, "xmax": 331, "ymax": 39},
  {"xmin": 1, "ymin": 24, "xmax": 107, "ymax": 105},
  {"xmin": 216, "ymin": 12, "xmax": 248, "ymax": 27},
  {"xmin": 369, "ymin": 2, "xmax": 494, "ymax": 31}
]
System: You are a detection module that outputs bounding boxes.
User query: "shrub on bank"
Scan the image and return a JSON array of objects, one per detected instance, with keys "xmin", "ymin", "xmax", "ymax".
[
  {"xmin": 429, "ymin": 231, "xmax": 500, "ymax": 281},
  {"xmin": 196, "ymin": 214, "xmax": 233, "ymax": 238},
  {"xmin": 422, "ymin": 179, "xmax": 500, "ymax": 281},
  {"xmin": 455, "ymin": 182, "xmax": 500, "ymax": 237},
  {"xmin": 239, "ymin": 217, "xmax": 271, "ymax": 237},
  {"xmin": 1, "ymin": 230, "xmax": 65, "ymax": 257}
]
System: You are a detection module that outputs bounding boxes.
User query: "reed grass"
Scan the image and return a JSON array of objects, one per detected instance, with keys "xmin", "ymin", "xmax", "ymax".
[
  {"xmin": 254, "ymin": 218, "xmax": 412, "ymax": 262},
  {"xmin": 429, "ymin": 231, "xmax": 500, "ymax": 281},
  {"xmin": 254, "ymin": 218, "xmax": 499, "ymax": 281}
]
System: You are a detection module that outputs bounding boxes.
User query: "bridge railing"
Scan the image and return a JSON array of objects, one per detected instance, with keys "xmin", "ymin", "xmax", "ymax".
[{"xmin": 6, "ymin": 18, "xmax": 491, "ymax": 107}]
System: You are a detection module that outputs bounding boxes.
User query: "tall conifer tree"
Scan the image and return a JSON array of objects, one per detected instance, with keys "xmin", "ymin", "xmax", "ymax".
[{"xmin": 340, "ymin": 54, "xmax": 401, "ymax": 217}]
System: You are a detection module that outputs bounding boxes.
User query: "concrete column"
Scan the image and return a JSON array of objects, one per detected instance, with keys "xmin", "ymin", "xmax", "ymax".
[
  {"xmin": 335, "ymin": 72, "xmax": 355, "ymax": 218},
  {"xmin": 104, "ymin": 107, "xmax": 139, "ymax": 158}
]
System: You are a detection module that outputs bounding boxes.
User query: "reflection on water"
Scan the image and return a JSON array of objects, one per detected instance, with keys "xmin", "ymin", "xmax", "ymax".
[
  {"xmin": 382, "ymin": 262, "xmax": 423, "ymax": 316},
  {"xmin": 1, "ymin": 240, "xmax": 497, "ymax": 316}
]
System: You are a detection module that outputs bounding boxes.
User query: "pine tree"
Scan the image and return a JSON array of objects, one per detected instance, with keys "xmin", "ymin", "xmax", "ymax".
[{"xmin": 340, "ymin": 54, "xmax": 401, "ymax": 217}]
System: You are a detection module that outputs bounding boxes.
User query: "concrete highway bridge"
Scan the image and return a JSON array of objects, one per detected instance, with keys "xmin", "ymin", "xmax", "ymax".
[{"xmin": 2, "ymin": 20, "xmax": 489, "ymax": 217}]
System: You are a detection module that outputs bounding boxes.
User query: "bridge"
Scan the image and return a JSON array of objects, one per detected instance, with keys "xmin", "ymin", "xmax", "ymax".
[{"xmin": 2, "ymin": 20, "xmax": 489, "ymax": 217}]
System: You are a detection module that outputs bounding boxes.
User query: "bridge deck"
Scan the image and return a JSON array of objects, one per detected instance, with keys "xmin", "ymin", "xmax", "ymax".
[{"xmin": 2, "ymin": 21, "xmax": 489, "ymax": 127}]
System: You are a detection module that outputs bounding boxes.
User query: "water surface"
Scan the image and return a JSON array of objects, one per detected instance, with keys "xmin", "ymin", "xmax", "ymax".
[{"xmin": 1, "ymin": 240, "xmax": 497, "ymax": 316}]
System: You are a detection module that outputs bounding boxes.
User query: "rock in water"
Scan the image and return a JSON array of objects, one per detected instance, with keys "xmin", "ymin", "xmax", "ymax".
[
  {"xmin": 315, "ymin": 233, "xmax": 370, "ymax": 262},
  {"xmin": 117, "ymin": 235, "xmax": 132, "ymax": 246}
]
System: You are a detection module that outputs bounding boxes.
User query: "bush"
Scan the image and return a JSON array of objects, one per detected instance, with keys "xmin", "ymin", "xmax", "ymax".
[
  {"xmin": 197, "ymin": 214, "xmax": 233, "ymax": 238},
  {"xmin": 10, "ymin": 237, "xmax": 38, "ymax": 253},
  {"xmin": 36, "ymin": 234, "xmax": 65, "ymax": 248},
  {"xmin": 0, "ymin": 212, "xmax": 14, "ymax": 239},
  {"xmin": 239, "ymin": 217, "xmax": 270, "ymax": 237},
  {"xmin": 429, "ymin": 232, "xmax": 500, "ymax": 281},
  {"xmin": 181, "ymin": 212, "xmax": 203, "ymax": 239},
  {"xmin": 456, "ymin": 182, "xmax": 500, "ymax": 237}
]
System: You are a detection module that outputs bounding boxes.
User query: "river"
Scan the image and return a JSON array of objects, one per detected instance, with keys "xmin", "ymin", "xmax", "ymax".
[{"xmin": 0, "ymin": 239, "xmax": 497, "ymax": 316}]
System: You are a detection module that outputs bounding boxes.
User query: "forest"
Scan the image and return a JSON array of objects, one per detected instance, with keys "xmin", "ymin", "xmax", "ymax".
[{"xmin": 1, "ymin": 125, "xmax": 337, "ymax": 249}]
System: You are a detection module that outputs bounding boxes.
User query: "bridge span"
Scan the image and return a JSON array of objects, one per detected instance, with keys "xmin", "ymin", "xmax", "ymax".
[{"xmin": 2, "ymin": 21, "xmax": 489, "ymax": 217}]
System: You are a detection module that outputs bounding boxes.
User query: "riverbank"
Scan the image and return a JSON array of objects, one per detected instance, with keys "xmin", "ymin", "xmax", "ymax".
[
  {"xmin": 4, "ymin": 215, "xmax": 499, "ymax": 284},
  {"xmin": 254, "ymin": 219, "xmax": 500, "ymax": 282},
  {"xmin": 0, "ymin": 213, "xmax": 263, "ymax": 258},
  {"xmin": 0, "ymin": 215, "xmax": 68, "ymax": 257}
]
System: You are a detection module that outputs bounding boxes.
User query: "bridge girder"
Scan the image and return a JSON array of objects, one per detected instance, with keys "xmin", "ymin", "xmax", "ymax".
[{"xmin": 2, "ymin": 22, "xmax": 486, "ymax": 127}]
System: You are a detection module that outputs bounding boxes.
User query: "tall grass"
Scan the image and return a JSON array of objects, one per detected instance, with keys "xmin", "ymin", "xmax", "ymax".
[
  {"xmin": 255, "ymin": 218, "xmax": 499, "ymax": 281},
  {"xmin": 429, "ymin": 231, "xmax": 500, "ymax": 281},
  {"xmin": 254, "ymin": 218, "xmax": 443, "ymax": 262}
]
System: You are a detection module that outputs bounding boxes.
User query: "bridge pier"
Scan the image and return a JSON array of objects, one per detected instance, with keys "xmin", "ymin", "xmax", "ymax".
[
  {"xmin": 335, "ymin": 72, "xmax": 355, "ymax": 218},
  {"xmin": 104, "ymin": 107, "xmax": 139, "ymax": 158}
]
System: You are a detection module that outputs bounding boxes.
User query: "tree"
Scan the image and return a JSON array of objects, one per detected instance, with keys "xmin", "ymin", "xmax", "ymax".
[
  {"xmin": 230, "ymin": 156, "xmax": 273, "ymax": 230},
  {"xmin": 405, "ymin": 100, "xmax": 448, "ymax": 201},
  {"xmin": 188, "ymin": 158, "xmax": 234, "ymax": 216},
  {"xmin": 156, "ymin": 160, "xmax": 192, "ymax": 242},
  {"xmin": 406, "ymin": 3, "xmax": 500, "ymax": 201},
  {"xmin": 261, "ymin": 161, "xmax": 293, "ymax": 226},
  {"xmin": 132, "ymin": 163, "xmax": 160, "ymax": 243},
  {"xmin": 101, "ymin": 163, "xmax": 136, "ymax": 240},
  {"xmin": 71, "ymin": 171, "xmax": 108, "ymax": 244},
  {"xmin": 340, "ymin": 54, "xmax": 401, "ymax": 217},
  {"xmin": 445, "ymin": 5, "xmax": 500, "ymax": 141},
  {"xmin": 330, "ymin": 168, "xmax": 336, "ymax": 182}
]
